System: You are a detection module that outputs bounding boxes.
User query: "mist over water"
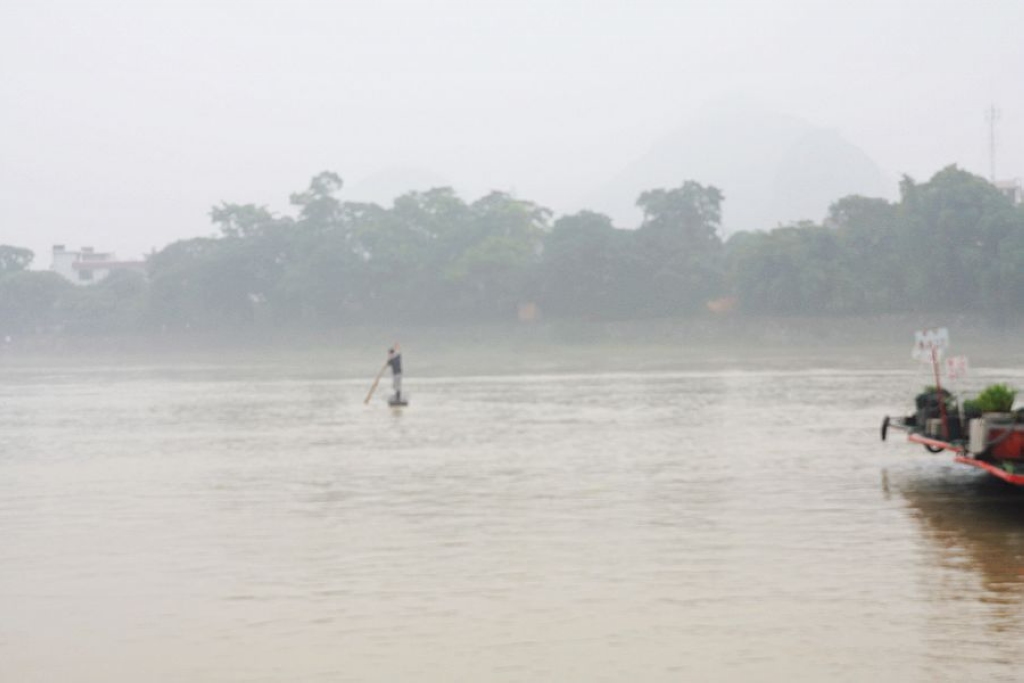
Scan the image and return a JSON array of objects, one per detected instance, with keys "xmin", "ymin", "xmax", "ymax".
[
  {"xmin": 5, "ymin": 1, "xmax": 1023, "ymax": 677},
  {"xmin": 4, "ymin": 0, "xmax": 1019, "ymax": 675},
  {"xmin": 2, "ymin": 344, "xmax": 1023, "ymax": 681}
]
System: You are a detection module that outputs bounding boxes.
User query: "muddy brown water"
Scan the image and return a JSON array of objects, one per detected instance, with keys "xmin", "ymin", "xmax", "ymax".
[{"xmin": 1, "ymin": 354, "xmax": 1023, "ymax": 681}]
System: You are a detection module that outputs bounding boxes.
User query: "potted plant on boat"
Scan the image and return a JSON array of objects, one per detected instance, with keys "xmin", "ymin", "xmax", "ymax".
[
  {"xmin": 974, "ymin": 383, "xmax": 1017, "ymax": 423},
  {"xmin": 968, "ymin": 383, "xmax": 1022, "ymax": 459},
  {"xmin": 962, "ymin": 398, "xmax": 983, "ymax": 420},
  {"xmin": 914, "ymin": 386, "xmax": 960, "ymax": 440}
]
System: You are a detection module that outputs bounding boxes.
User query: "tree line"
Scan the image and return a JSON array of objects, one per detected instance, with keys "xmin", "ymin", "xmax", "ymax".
[{"xmin": 2, "ymin": 165, "xmax": 1023, "ymax": 338}]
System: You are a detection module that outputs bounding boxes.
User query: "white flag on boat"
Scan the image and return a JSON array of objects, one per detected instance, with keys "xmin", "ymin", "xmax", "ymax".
[
  {"xmin": 912, "ymin": 327, "xmax": 949, "ymax": 362},
  {"xmin": 945, "ymin": 355, "xmax": 969, "ymax": 380}
]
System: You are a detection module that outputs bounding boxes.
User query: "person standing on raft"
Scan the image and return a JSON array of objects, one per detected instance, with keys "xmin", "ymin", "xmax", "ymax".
[{"xmin": 387, "ymin": 343, "xmax": 403, "ymax": 402}]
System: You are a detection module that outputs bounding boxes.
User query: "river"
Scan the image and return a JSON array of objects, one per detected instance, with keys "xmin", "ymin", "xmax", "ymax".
[{"xmin": 1, "ymin": 349, "xmax": 1023, "ymax": 681}]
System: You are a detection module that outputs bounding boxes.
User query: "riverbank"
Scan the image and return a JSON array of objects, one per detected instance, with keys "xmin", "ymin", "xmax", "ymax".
[{"xmin": 1, "ymin": 314, "xmax": 1021, "ymax": 376}]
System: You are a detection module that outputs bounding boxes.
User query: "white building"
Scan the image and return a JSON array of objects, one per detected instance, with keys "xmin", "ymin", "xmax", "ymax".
[
  {"xmin": 50, "ymin": 245, "xmax": 146, "ymax": 285},
  {"xmin": 994, "ymin": 179, "xmax": 1022, "ymax": 205}
]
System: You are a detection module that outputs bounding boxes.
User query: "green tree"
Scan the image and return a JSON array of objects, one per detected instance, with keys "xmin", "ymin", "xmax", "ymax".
[
  {"xmin": 290, "ymin": 171, "xmax": 344, "ymax": 229},
  {"xmin": 0, "ymin": 270, "xmax": 70, "ymax": 335},
  {"xmin": 442, "ymin": 192, "xmax": 550, "ymax": 317},
  {"xmin": 727, "ymin": 222, "xmax": 854, "ymax": 314},
  {"xmin": 147, "ymin": 237, "xmax": 254, "ymax": 330},
  {"xmin": 57, "ymin": 271, "xmax": 148, "ymax": 334},
  {"xmin": 987, "ymin": 205, "xmax": 1024, "ymax": 318},
  {"xmin": 635, "ymin": 181, "xmax": 725, "ymax": 313},
  {"xmin": 209, "ymin": 204, "xmax": 288, "ymax": 239},
  {"xmin": 0, "ymin": 245, "xmax": 33, "ymax": 274},
  {"xmin": 825, "ymin": 195, "xmax": 904, "ymax": 312},
  {"xmin": 897, "ymin": 166, "xmax": 1019, "ymax": 311},
  {"xmin": 540, "ymin": 211, "xmax": 639, "ymax": 317}
]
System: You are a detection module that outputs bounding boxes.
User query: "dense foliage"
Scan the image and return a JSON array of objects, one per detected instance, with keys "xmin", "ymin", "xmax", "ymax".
[
  {"xmin": 973, "ymin": 383, "xmax": 1017, "ymax": 414},
  {"xmin": 2, "ymin": 165, "xmax": 1023, "ymax": 337}
]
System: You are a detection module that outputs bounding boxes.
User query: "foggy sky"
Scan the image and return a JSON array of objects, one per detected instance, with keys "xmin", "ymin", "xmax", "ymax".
[{"xmin": 2, "ymin": 0, "xmax": 1022, "ymax": 265}]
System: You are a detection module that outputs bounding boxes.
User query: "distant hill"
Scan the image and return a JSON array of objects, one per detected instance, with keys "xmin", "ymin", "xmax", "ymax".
[{"xmin": 584, "ymin": 102, "xmax": 892, "ymax": 232}]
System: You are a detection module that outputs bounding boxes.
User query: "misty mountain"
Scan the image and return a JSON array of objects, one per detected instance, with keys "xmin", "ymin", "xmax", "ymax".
[{"xmin": 585, "ymin": 102, "xmax": 892, "ymax": 233}]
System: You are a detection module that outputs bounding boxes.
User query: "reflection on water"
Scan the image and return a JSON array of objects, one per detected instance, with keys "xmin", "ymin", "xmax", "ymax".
[
  {"xmin": 900, "ymin": 471, "xmax": 1024, "ymax": 646},
  {"xmin": 0, "ymin": 359, "xmax": 1022, "ymax": 681},
  {"xmin": 903, "ymin": 475, "xmax": 1024, "ymax": 593}
]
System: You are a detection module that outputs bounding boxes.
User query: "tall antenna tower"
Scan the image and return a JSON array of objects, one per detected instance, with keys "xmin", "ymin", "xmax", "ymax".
[{"xmin": 987, "ymin": 104, "xmax": 1000, "ymax": 182}]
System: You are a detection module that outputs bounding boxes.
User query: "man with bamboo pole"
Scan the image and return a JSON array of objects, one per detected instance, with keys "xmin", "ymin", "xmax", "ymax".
[
  {"xmin": 364, "ymin": 342, "xmax": 404, "ymax": 404},
  {"xmin": 386, "ymin": 343, "xmax": 403, "ymax": 403}
]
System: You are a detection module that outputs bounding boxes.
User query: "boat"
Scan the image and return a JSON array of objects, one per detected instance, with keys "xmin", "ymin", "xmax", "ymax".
[
  {"xmin": 882, "ymin": 394, "xmax": 1024, "ymax": 485},
  {"xmin": 881, "ymin": 329, "xmax": 1024, "ymax": 485}
]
